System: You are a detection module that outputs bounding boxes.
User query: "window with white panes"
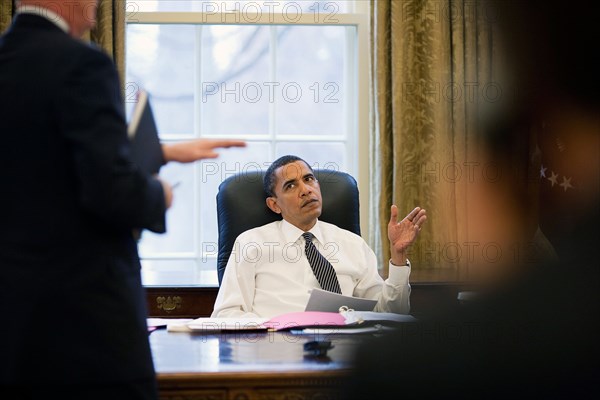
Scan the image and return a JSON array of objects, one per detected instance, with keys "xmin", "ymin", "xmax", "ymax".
[{"xmin": 125, "ymin": 0, "xmax": 369, "ymax": 286}]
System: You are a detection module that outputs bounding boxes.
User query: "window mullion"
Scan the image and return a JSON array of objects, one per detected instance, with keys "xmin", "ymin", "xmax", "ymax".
[
  {"xmin": 269, "ymin": 25, "xmax": 278, "ymax": 161},
  {"xmin": 193, "ymin": 25, "xmax": 203, "ymax": 274}
]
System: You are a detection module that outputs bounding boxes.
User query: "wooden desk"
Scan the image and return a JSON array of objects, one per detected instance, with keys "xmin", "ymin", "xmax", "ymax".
[{"xmin": 150, "ymin": 329, "xmax": 367, "ymax": 400}]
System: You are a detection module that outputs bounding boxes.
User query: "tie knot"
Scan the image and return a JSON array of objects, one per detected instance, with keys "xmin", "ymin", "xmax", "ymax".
[{"xmin": 302, "ymin": 232, "xmax": 314, "ymax": 243}]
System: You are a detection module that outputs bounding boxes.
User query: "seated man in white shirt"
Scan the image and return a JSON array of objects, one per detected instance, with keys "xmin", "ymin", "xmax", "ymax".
[{"xmin": 212, "ymin": 155, "xmax": 427, "ymax": 318}]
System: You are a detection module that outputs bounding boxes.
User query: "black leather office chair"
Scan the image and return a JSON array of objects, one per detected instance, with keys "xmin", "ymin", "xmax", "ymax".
[{"xmin": 216, "ymin": 169, "xmax": 361, "ymax": 285}]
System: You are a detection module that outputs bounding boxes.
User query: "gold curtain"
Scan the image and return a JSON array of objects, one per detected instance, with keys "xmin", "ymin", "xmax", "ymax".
[
  {"xmin": 83, "ymin": 0, "xmax": 126, "ymax": 86},
  {"xmin": 1, "ymin": 1, "xmax": 125, "ymax": 84},
  {"xmin": 370, "ymin": 0, "xmax": 495, "ymax": 281},
  {"xmin": 0, "ymin": 0, "xmax": 13, "ymax": 33}
]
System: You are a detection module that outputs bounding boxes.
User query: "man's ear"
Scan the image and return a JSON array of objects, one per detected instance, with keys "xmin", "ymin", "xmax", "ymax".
[{"xmin": 266, "ymin": 197, "xmax": 281, "ymax": 214}]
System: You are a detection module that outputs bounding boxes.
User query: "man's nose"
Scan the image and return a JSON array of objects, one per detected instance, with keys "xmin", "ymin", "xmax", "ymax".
[{"xmin": 298, "ymin": 181, "xmax": 312, "ymax": 196}]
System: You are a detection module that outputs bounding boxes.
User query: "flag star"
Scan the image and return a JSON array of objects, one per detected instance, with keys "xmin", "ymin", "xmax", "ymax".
[
  {"xmin": 560, "ymin": 176, "xmax": 574, "ymax": 192},
  {"xmin": 540, "ymin": 165, "xmax": 547, "ymax": 178},
  {"xmin": 547, "ymin": 171, "xmax": 559, "ymax": 187}
]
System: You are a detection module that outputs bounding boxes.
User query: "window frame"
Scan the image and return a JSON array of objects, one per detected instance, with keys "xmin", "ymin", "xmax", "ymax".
[{"xmin": 125, "ymin": 5, "xmax": 370, "ymax": 286}]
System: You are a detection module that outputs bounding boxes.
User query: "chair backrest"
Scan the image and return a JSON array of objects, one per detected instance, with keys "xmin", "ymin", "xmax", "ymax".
[{"xmin": 216, "ymin": 169, "xmax": 361, "ymax": 285}]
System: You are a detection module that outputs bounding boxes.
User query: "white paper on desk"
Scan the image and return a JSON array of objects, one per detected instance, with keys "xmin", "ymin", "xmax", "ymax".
[
  {"xmin": 147, "ymin": 318, "xmax": 193, "ymax": 328},
  {"xmin": 187, "ymin": 317, "xmax": 268, "ymax": 331},
  {"xmin": 304, "ymin": 288, "xmax": 377, "ymax": 312},
  {"xmin": 147, "ymin": 318, "xmax": 194, "ymax": 333}
]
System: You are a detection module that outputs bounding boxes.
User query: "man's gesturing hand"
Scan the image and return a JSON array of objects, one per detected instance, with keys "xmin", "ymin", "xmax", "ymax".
[
  {"xmin": 162, "ymin": 139, "xmax": 246, "ymax": 164},
  {"xmin": 388, "ymin": 205, "xmax": 427, "ymax": 266}
]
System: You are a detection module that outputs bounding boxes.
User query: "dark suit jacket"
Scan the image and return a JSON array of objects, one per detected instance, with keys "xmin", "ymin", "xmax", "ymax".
[{"xmin": 0, "ymin": 14, "xmax": 166, "ymax": 385}]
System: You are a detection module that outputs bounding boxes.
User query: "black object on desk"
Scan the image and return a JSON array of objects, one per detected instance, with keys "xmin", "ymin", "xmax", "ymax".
[{"xmin": 303, "ymin": 340, "xmax": 334, "ymax": 357}]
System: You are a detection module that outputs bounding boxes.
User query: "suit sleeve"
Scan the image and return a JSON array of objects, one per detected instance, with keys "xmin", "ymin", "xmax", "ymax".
[{"xmin": 56, "ymin": 47, "xmax": 166, "ymax": 233}]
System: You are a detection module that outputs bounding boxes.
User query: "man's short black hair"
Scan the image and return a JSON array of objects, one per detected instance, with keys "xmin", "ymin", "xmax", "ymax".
[{"xmin": 263, "ymin": 155, "xmax": 313, "ymax": 198}]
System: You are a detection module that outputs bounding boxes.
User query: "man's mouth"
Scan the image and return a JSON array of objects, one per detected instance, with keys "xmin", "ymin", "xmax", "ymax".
[{"xmin": 302, "ymin": 199, "xmax": 319, "ymax": 207}]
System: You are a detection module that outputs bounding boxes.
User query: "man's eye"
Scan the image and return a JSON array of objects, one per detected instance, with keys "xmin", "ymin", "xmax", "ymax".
[
  {"xmin": 285, "ymin": 183, "xmax": 295, "ymax": 190},
  {"xmin": 305, "ymin": 176, "xmax": 314, "ymax": 182}
]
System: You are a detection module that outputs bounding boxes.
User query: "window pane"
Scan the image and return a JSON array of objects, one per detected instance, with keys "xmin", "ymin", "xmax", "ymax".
[
  {"xmin": 200, "ymin": 25, "xmax": 271, "ymax": 136},
  {"xmin": 126, "ymin": 25, "xmax": 196, "ymax": 136},
  {"xmin": 275, "ymin": 141, "xmax": 346, "ymax": 172},
  {"xmin": 127, "ymin": 1, "xmax": 350, "ymax": 13},
  {"xmin": 138, "ymin": 162, "xmax": 196, "ymax": 255},
  {"xmin": 275, "ymin": 25, "xmax": 347, "ymax": 136},
  {"xmin": 124, "ymin": 11, "xmax": 360, "ymax": 285},
  {"xmin": 199, "ymin": 142, "xmax": 272, "ymax": 247}
]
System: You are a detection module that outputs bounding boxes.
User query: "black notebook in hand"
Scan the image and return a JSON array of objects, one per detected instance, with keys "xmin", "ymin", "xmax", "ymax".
[{"xmin": 127, "ymin": 89, "xmax": 164, "ymax": 175}]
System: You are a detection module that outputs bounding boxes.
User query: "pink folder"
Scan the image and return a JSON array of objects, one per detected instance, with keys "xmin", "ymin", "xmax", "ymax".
[{"xmin": 263, "ymin": 311, "xmax": 346, "ymax": 331}]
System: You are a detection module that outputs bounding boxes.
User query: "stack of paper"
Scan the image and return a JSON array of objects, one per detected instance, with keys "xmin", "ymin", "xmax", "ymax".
[
  {"xmin": 186, "ymin": 311, "xmax": 346, "ymax": 333},
  {"xmin": 165, "ymin": 290, "xmax": 417, "ymax": 334},
  {"xmin": 181, "ymin": 310, "xmax": 416, "ymax": 334}
]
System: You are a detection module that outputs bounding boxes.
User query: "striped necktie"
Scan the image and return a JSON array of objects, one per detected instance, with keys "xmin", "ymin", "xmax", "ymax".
[{"xmin": 302, "ymin": 232, "xmax": 342, "ymax": 294}]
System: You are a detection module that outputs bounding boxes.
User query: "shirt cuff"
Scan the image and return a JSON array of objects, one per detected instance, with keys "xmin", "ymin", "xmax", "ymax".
[{"xmin": 387, "ymin": 258, "xmax": 411, "ymax": 285}]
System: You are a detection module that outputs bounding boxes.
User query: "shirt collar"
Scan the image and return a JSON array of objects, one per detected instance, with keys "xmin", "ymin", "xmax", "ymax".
[
  {"xmin": 281, "ymin": 219, "xmax": 325, "ymax": 246},
  {"xmin": 17, "ymin": 5, "xmax": 70, "ymax": 33}
]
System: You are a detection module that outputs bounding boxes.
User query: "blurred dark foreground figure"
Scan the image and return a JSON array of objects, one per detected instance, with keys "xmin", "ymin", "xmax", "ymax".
[{"xmin": 345, "ymin": 1, "xmax": 599, "ymax": 398}]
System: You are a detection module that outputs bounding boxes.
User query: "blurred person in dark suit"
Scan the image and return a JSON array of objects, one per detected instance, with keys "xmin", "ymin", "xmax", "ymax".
[
  {"xmin": 345, "ymin": 1, "xmax": 599, "ymax": 398},
  {"xmin": 0, "ymin": 1, "xmax": 243, "ymax": 398}
]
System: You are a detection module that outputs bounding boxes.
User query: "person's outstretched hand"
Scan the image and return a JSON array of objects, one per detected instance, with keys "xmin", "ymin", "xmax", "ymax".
[
  {"xmin": 162, "ymin": 139, "xmax": 246, "ymax": 163},
  {"xmin": 388, "ymin": 205, "xmax": 427, "ymax": 266}
]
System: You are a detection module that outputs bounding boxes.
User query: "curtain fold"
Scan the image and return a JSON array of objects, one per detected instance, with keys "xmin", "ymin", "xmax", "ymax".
[
  {"xmin": 0, "ymin": 0, "xmax": 13, "ymax": 33},
  {"xmin": 85, "ymin": 0, "xmax": 126, "ymax": 87},
  {"xmin": 370, "ymin": 0, "xmax": 496, "ymax": 281}
]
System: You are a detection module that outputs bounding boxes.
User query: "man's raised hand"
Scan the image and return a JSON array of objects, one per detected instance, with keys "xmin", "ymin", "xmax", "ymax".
[{"xmin": 388, "ymin": 205, "xmax": 427, "ymax": 266}]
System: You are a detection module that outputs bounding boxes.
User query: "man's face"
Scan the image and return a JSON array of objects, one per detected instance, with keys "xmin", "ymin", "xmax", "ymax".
[{"xmin": 266, "ymin": 161, "xmax": 322, "ymax": 230}]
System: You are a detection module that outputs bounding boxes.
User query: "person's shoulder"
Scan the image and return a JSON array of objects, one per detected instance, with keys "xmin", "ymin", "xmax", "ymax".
[
  {"xmin": 235, "ymin": 220, "xmax": 282, "ymax": 242},
  {"xmin": 54, "ymin": 41, "xmax": 119, "ymax": 91},
  {"xmin": 24, "ymin": 24, "xmax": 98, "ymax": 55},
  {"xmin": 31, "ymin": 32, "xmax": 114, "ymax": 75},
  {"xmin": 318, "ymin": 220, "xmax": 364, "ymax": 243},
  {"xmin": 318, "ymin": 220, "xmax": 360, "ymax": 236},
  {"xmin": 65, "ymin": 40, "xmax": 113, "ymax": 67}
]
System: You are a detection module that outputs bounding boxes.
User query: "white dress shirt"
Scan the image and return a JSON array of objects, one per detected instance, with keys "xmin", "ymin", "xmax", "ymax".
[
  {"xmin": 17, "ymin": 5, "xmax": 70, "ymax": 33},
  {"xmin": 212, "ymin": 219, "xmax": 411, "ymax": 318}
]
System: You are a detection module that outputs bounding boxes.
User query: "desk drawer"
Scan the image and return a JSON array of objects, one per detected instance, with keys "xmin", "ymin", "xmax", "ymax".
[{"xmin": 145, "ymin": 287, "xmax": 218, "ymax": 318}]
